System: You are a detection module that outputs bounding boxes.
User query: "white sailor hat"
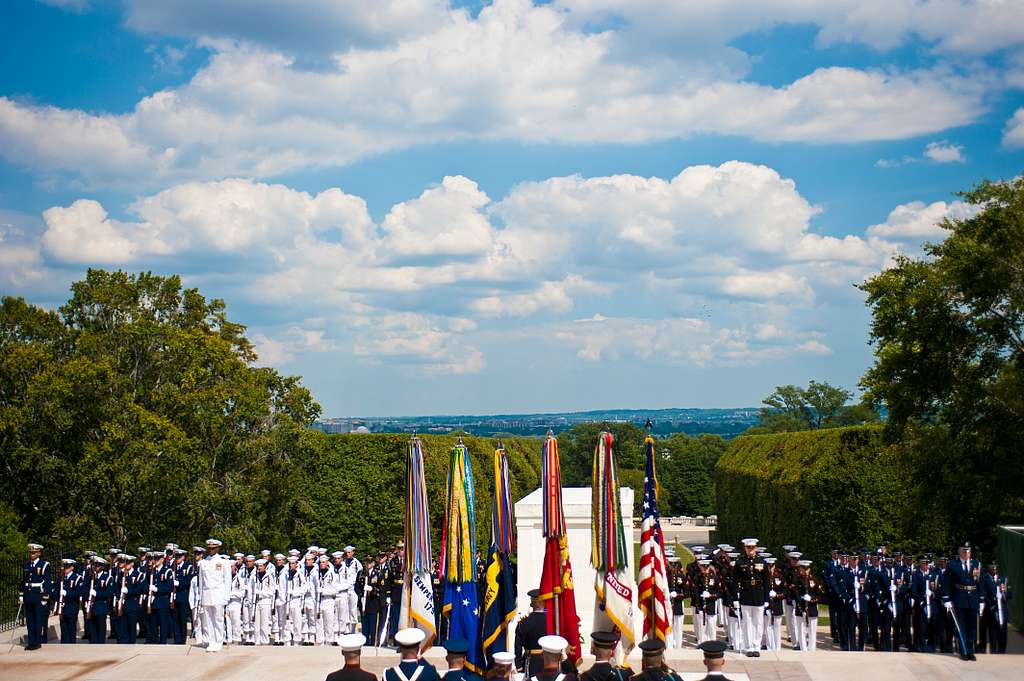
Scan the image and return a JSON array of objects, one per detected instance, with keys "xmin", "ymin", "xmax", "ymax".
[
  {"xmin": 287, "ymin": 556, "xmax": 299, "ymax": 564},
  {"xmin": 274, "ymin": 553, "xmax": 286, "ymax": 560},
  {"xmin": 245, "ymin": 554, "xmax": 255, "ymax": 561},
  {"xmin": 344, "ymin": 545, "xmax": 355, "ymax": 552},
  {"xmin": 340, "ymin": 633, "xmax": 366, "ymax": 652},
  {"xmin": 288, "ymin": 549, "xmax": 300, "ymax": 556},
  {"xmin": 395, "ymin": 628, "xmax": 426, "ymax": 647},
  {"xmin": 331, "ymin": 550, "xmax": 344, "ymax": 558},
  {"xmin": 205, "ymin": 538, "xmax": 223, "ymax": 548},
  {"xmin": 538, "ymin": 635, "xmax": 568, "ymax": 655},
  {"xmin": 493, "ymin": 651, "xmax": 515, "ymax": 666},
  {"xmin": 317, "ymin": 547, "xmax": 328, "ymax": 555},
  {"xmin": 61, "ymin": 558, "xmax": 76, "ymax": 565},
  {"xmin": 233, "ymin": 552, "xmax": 244, "ymax": 559},
  {"xmin": 307, "ymin": 545, "xmax": 318, "ymax": 552},
  {"xmin": 798, "ymin": 560, "xmax": 812, "ymax": 567},
  {"xmin": 261, "ymin": 549, "xmax": 271, "ymax": 556},
  {"xmin": 255, "ymin": 558, "xmax": 268, "ymax": 566},
  {"xmin": 318, "ymin": 554, "xmax": 330, "ymax": 563}
]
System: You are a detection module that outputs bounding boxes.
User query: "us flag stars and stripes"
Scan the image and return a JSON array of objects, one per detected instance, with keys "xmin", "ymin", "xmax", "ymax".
[{"xmin": 638, "ymin": 432, "xmax": 672, "ymax": 643}]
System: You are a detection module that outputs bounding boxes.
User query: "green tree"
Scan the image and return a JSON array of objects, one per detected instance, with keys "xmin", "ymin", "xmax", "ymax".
[
  {"xmin": 754, "ymin": 380, "xmax": 878, "ymax": 433},
  {"xmin": 657, "ymin": 433, "xmax": 726, "ymax": 516},
  {"xmin": 0, "ymin": 270, "xmax": 320, "ymax": 549},
  {"xmin": 859, "ymin": 175, "xmax": 1024, "ymax": 550}
]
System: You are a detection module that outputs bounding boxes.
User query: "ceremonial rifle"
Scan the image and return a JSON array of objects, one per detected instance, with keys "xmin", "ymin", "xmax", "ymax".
[
  {"xmin": 85, "ymin": 571, "xmax": 95, "ymax": 619},
  {"xmin": 55, "ymin": 573, "xmax": 66, "ymax": 618},
  {"xmin": 147, "ymin": 567, "xmax": 154, "ymax": 615}
]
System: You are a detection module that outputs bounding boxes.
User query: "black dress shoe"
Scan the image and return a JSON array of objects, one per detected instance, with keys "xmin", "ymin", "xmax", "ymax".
[
  {"xmin": 25, "ymin": 644, "xmax": 41, "ymax": 651},
  {"xmin": 753, "ymin": 651, "xmax": 761, "ymax": 657},
  {"xmin": 968, "ymin": 654, "xmax": 976, "ymax": 661}
]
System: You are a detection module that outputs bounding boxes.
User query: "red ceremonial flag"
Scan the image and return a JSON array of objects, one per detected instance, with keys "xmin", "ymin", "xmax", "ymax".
[
  {"xmin": 536, "ymin": 434, "xmax": 582, "ymax": 665},
  {"xmin": 638, "ymin": 434, "xmax": 671, "ymax": 642}
]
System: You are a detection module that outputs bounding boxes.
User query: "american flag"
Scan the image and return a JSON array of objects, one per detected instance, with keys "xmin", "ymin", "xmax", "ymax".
[{"xmin": 637, "ymin": 434, "xmax": 671, "ymax": 642}]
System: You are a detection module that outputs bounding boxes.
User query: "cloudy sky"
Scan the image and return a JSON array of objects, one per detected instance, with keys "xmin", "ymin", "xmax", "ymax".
[{"xmin": 2, "ymin": 1, "xmax": 1023, "ymax": 416}]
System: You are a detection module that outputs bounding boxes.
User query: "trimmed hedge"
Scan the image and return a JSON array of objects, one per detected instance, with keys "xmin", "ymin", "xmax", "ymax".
[
  {"xmin": 714, "ymin": 426, "xmax": 908, "ymax": 563},
  {"xmin": 296, "ymin": 432, "xmax": 541, "ymax": 556}
]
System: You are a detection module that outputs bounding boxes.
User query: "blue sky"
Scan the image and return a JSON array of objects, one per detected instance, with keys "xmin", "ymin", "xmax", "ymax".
[{"xmin": 2, "ymin": 0, "xmax": 1023, "ymax": 416}]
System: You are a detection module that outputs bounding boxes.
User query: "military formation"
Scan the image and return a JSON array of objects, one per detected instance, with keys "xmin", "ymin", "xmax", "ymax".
[
  {"xmin": 665, "ymin": 538, "xmax": 1012, "ymax": 660},
  {"xmin": 20, "ymin": 538, "xmax": 418, "ymax": 651}
]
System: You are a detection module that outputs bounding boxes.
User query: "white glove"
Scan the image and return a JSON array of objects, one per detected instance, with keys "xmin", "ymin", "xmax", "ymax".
[
  {"xmin": 386, "ymin": 597, "xmax": 391, "ymax": 605},
  {"xmin": 763, "ymin": 602, "xmax": 769, "ymax": 609},
  {"xmin": 944, "ymin": 602, "xmax": 953, "ymax": 612},
  {"xmin": 732, "ymin": 601, "xmax": 740, "ymax": 610},
  {"xmin": 769, "ymin": 590, "xmax": 776, "ymax": 598},
  {"xmin": 174, "ymin": 580, "xmax": 179, "ymax": 587},
  {"xmin": 802, "ymin": 594, "xmax": 811, "ymax": 602},
  {"xmin": 90, "ymin": 589, "xmax": 96, "ymax": 598},
  {"xmin": 701, "ymin": 590, "xmax": 711, "ymax": 599},
  {"xmin": 121, "ymin": 586, "xmax": 128, "ymax": 595},
  {"xmin": 18, "ymin": 596, "xmax": 23, "ymax": 604},
  {"xmin": 669, "ymin": 591, "xmax": 677, "ymax": 599},
  {"xmin": 979, "ymin": 603, "xmax": 985, "ymax": 616},
  {"xmin": 149, "ymin": 584, "xmax": 158, "ymax": 593}
]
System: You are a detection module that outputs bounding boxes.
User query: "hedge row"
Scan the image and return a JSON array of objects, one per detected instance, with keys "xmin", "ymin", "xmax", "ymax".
[{"xmin": 714, "ymin": 425, "xmax": 910, "ymax": 563}]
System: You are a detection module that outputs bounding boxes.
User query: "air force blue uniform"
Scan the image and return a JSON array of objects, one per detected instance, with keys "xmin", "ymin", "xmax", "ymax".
[
  {"xmin": 942, "ymin": 556, "xmax": 981, "ymax": 658},
  {"xmin": 52, "ymin": 569, "xmax": 84, "ymax": 643},
  {"xmin": 21, "ymin": 556, "xmax": 52, "ymax": 648}
]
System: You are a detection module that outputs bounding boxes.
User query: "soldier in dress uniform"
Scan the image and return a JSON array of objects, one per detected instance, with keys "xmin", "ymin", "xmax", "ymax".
[
  {"xmin": 146, "ymin": 551, "xmax": 175, "ymax": 644},
  {"xmin": 442, "ymin": 637, "xmax": 482, "ymax": 681},
  {"xmin": 107, "ymin": 548, "xmax": 122, "ymax": 639},
  {"xmin": 20, "ymin": 543, "xmax": 51, "ymax": 650},
  {"xmin": 325, "ymin": 633, "xmax": 376, "ymax": 681},
  {"xmin": 338, "ymin": 545, "xmax": 362, "ymax": 636},
  {"xmin": 692, "ymin": 558, "xmax": 719, "ymax": 645},
  {"xmin": 732, "ymin": 538, "xmax": 767, "ymax": 657},
  {"xmin": 873, "ymin": 555, "xmax": 899, "ymax": 652},
  {"xmin": 361, "ymin": 556, "xmax": 384, "ymax": 644},
  {"xmin": 197, "ymin": 538, "xmax": 232, "ymax": 652},
  {"xmin": 632, "ymin": 639, "xmax": 679, "ymax": 681},
  {"xmin": 385, "ymin": 628, "xmax": 442, "ymax": 681},
  {"xmin": 491, "ymin": 651, "xmax": 516, "ymax": 680},
  {"xmin": 580, "ymin": 631, "xmax": 632, "ymax": 681},
  {"xmin": 979, "ymin": 560, "xmax": 1010, "ymax": 654},
  {"xmin": 171, "ymin": 548, "xmax": 194, "ymax": 644},
  {"xmin": 792, "ymin": 560, "xmax": 821, "ymax": 652},
  {"xmin": 251, "ymin": 558, "xmax": 277, "ymax": 645},
  {"xmin": 514, "ymin": 589, "xmax": 547, "ymax": 677},
  {"xmin": 942, "ymin": 542, "xmax": 981, "ymax": 661},
  {"xmin": 763, "ymin": 557, "xmax": 784, "ymax": 650},
  {"xmin": 86, "ymin": 556, "xmax": 115, "ymax": 644},
  {"xmin": 910, "ymin": 555, "xmax": 935, "ymax": 653},
  {"xmin": 845, "ymin": 553, "xmax": 869, "ymax": 652},
  {"xmin": 387, "ymin": 543, "xmax": 406, "ymax": 644},
  {"xmin": 319, "ymin": 554, "xmax": 340, "ymax": 645},
  {"xmin": 432, "ymin": 558, "xmax": 446, "ymax": 644},
  {"xmin": 531, "ymin": 635, "xmax": 577, "ymax": 681},
  {"xmin": 667, "ymin": 558, "xmax": 685, "ymax": 649},
  {"xmin": 53, "ymin": 558, "xmax": 83, "ymax": 644},
  {"xmin": 115, "ymin": 555, "xmax": 143, "ymax": 644},
  {"xmin": 695, "ymin": 640, "xmax": 729, "ymax": 681}
]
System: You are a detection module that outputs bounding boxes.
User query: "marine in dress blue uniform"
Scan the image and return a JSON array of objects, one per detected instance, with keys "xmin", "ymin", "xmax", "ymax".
[
  {"xmin": 21, "ymin": 543, "xmax": 52, "ymax": 650},
  {"xmin": 942, "ymin": 542, "xmax": 981, "ymax": 660},
  {"xmin": 385, "ymin": 628, "xmax": 442, "ymax": 681}
]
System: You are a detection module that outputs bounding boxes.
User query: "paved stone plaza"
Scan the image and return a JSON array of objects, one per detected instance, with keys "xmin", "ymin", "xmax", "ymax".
[{"xmin": 2, "ymin": 631, "xmax": 1020, "ymax": 681}]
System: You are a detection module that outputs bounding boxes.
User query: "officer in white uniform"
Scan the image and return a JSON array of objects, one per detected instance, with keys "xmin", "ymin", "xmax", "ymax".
[
  {"xmin": 284, "ymin": 556, "xmax": 307, "ymax": 645},
  {"xmin": 226, "ymin": 561, "xmax": 246, "ymax": 644},
  {"xmin": 272, "ymin": 553, "xmax": 289, "ymax": 644},
  {"xmin": 318, "ymin": 554, "xmax": 340, "ymax": 645},
  {"xmin": 196, "ymin": 538, "xmax": 231, "ymax": 652},
  {"xmin": 251, "ymin": 558, "xmax": 276, "ymax": 645},
  {"xmin": 337, "ymin": 545, "xmax": 362, "ymax": 635}
]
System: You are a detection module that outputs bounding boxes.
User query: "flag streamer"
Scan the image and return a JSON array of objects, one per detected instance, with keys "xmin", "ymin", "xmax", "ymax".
[
  {"xmin": 401, "ymin": 437, "xmax": 436, "ymax": 645},
  {"xmin": 638, "ymin": 435, "xmax": 672, "ymax": 642},
  {"xmin": 482, "ymin": 445, "xmax": 519, "ymax": 666}
]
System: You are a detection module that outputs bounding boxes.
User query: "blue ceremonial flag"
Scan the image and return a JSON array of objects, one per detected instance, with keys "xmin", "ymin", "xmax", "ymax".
[
  {"xmin": 444, "ymin": 580, "xmax": 484, "ymax": 672},
  {"xmin": 481, "ymin": 444, "xmax": 517, "ymax": 666}
]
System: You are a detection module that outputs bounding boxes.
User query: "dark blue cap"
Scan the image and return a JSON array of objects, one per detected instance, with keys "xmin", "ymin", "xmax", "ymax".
[{"xmin": 444, "ymin": 638, "xmax": 469, "ymax": 655}]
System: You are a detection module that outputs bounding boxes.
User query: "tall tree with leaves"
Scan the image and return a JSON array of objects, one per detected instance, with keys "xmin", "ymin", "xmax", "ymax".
[
  {"xmin": 0, "ymin": 270, "xmax": 320, "ymax": 549},
  {"xmin": 754, "ymin": 381, "xmax": 877, "ymax": 433},
  {"xmin": 859, "ymin": 176, "xmax": 1024, "ymax": 549}
]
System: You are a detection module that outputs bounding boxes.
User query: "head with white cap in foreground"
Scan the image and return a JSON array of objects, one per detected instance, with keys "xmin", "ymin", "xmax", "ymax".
[
  {"xmin": 491, "ymin": 651, "xmax": 515, "ymax": 679},
  {"xmin": 340, "ymin": 633, "xmax": 366, "ymax": 667},
  {"xmin": 538, "ymin": 635, "xmax": 567, "ymax": 671},
  {"xmin": 395, "ymin": 627, "xmax": 426, "ymax": 660}
]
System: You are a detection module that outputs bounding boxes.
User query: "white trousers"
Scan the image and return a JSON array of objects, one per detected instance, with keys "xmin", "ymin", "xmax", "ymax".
[
  {"xmin": 201, "ymin": 604, "xmax": 226, "ymax": 651},
  {"xmin": 336, "ymin": 590, "xmax": 358, "ymax": 632},
  {"xmin": 302, "ymin": 599, "xmax": 317, "ymax": 642},
  {"xmin": 698, "ymin": 610, "xmax": 717, "ymax": 644},
  {"xmin": 784, "ymin": 602, "xmax": 796, "ymax": 643},
  {"xmin": 274, "ymin": 603, "xmax": 287, "ymax": 641},
  {"xmin": 741, "ymin": 605, "xmax": 764, "ymax": 653},
  {"xmin": 795, "ymin": 615, "xmax": 817, "ymax": 651},
  {"xmin": 286, "ymin": 600, "xmax": 303, "ymax": 644},
  {"xmin": 241, "ymin": 601, "xmax": 253, "ymax": 641},
  {"xmin": 225, "ymin": 601, "xmax": 243, "ymax": 643},
  {"xmin": 728, "ymin": 615, "xmax": 744, "ymax": 651},
  {"xmin": 763, "ymin": 613, "xmax": 782, "ymax": 650},
  {"xmin": 192, "ymin": 606, "xmax": 205, "ymax": 644},
  {"xmin": 253, "ymin": 603, "xmax": 273, "ymax": 645},
  {"xmin": 319, "ymin": 597, "xmax": 336, "ymax": 644},
  {"xmin": 671, "ymin": 614, "xmax": 684, "ymax": 648}
]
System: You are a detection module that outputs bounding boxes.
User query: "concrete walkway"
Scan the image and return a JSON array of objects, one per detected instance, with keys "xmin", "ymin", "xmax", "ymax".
[{"xmin": 2, "ymin": 632, "xmax": 1020, "ymax": 681}]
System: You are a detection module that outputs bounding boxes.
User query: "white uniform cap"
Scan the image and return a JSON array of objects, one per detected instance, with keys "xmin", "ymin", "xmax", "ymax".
[
  {"xmin": 340, "ymin": 633, "xmax": 366, "ymax": 651},
  {"xmin": 727, "ymin": 552, "xmax": 739, "ymax": 558},
  {"xmin": 799, "ymin": 560, "xmax": 812, "ymax": 567},
  {"xmin": 782, "ymin": 545, "xmax": 796, "ymax": 552},
  {"xmin": 331, "ymin": 551, "xmax": 344, "ymax": 558},
  {"xmin": 28, "ymin": 543, "xmax": 43, "ymax": 551},
  {"xmin": 93, "ymin": 557, "xmax": 108, "ymax": 565},
  {"xmin": 288, "ymin": 549, "xmax": 300, "ymax": 556},
  {"xmin": 317, "ymin": 548, "xmax": 327, "ymax": 555},
  {"xmin": 233, "ymin": 552, "xmax": 244, "ymax": 559},
  {"xmin": 307, "ymin": 546, "xmax": 318, "ymax": 552},
  {"xmin": 344, "ymin": 545, "xmax": 355, "ymax": 552},
  {"xmin": 318, "ymin": 555, "xmax": 330, "ymax": 563},
  {"xmin": 538, "ymin": 635, "xmax": 568, "ymax": 655},
  {"xmin": 205, "ymin": 538, "xmax": 223, "ymax": 547},
  {"xmin": 789, "ymin": 551, "xmax": 803, "ymax": 558},
  {"xmin": 698, "ymin": 559, "xmax": 711, "ymax": 566},
  {"xmin": 716, "ymin": 544, "xmax": 729, "ymax": 550},
  {"xmin": 255, "ymin": 558, "xmax": 268, "ymax": 566},
  {"xmin": 395, "ymin": 628, "xmax": 426, "ymax": 647},
  {"xmin": 493, "ymin": 651, "xmax": 515, "ymax": 665},
  {"xmin": 274, "ymin": 553, "xmax": 286, "ymax": 560},
  {"xmin": 245, "ymin": 554, "xmax": 255, "ymax": 561},
  {"xmin": 287, "ymin": 557, "xmax": 299, "ymax": 563},
  {"xmin": 764, "ymin": 557, "xmax": 777, "ymax": 564},
  {"xmin": 742, "ymin": 538, "xmax": 758, "ymax": 546},
  {"xmin": 692, "ymin": 545, "xmax": 705, "ymax": 552},
  {"xmin": 261, "ymin": 549, "xmax": 271, "ymax": 556},
  {"xmin": 61, "ymin": 558, "xmax": 76, "ymax": 565}
]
